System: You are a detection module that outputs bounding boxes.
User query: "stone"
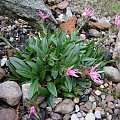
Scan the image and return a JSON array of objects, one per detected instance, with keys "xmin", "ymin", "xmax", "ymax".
[
  {"xmin": 71, "ymin": 114, "xmax": 79, "ymax": 120},
  {"xmin": 94, "ymin": 110, "xmax": 101, "ymax": 119},
  {"xmin": 40, "ymin": 101, "xmax": 47, "ymax": 109},
  {"xmin": 95, "ymin": 90, "xmax": 101, "ymax": 96},
  {"xmin": 107, "ymin": 102, "xmax": 114, "ymax": 109},
  {"xmin": 22, "ymin": 83, "xmax": 31, "ymax": 104},
  {"xmin": 0, "ymin": 0, "xmax": 57, "ymax": 27},
  {"xmin": 101, "ymin": 95, "xmax": 106, "ymax": 100},
  {"xmin": 92, "ymin": 102, "xmax": 97, "ymax": 109},
  {"xmin": 36, "ymin": 95, "xmax": 45, "ymax": 104},
  {"xmin": 73, "ymin": 97, "xmax": 80, "ymax": 104},
  {"xmin": 63, "ymin": 114, "xmax": 70, "ymax": 120},
  {"xmin": 84, "ymin": 101, "xmax": 92, "ymax": 110},
  {"xmin": 51, "ymin": 113, "xmax": 61, "ymax": 120},
  {"xmin": 1, "ymin": 57, "xmax": 7, "ymax": 66},
  {"xmin": 89, "ymin": 29, "xmax": 100, "ymax": 37},
  {"xmin": 105, "ymin": 96, "xmax": 114, "ymax": 102},
  {"xmin": 77, "ymin": 112, "xmax": 82, "ymax": 118},
  {"xmin": 103, "ymin": 66, "xmax": 120, "ymax": 82},
  {"xmin": 0, "ymin": 81, "xmax": 22, "ymax": 106},
  {"xmin": 54, "ymin": 99, "xmax": 75, "ymax": 114},
  {"xmin": 75, "ymin": 105, "xmax": 80, "ymax": 112},
  {"xmin": 85, "ymin": 113, "xmax": 95, "ymax": 120},
  {"xmin": 116, "ymin": 83, "xmax": 120, "ymax": 99},
  {"xmin": 89, "ymin": 95, "xmax": 95, "ymax": 102},
  {"xmin": 0, "ymin": 107, "xmax": 16, "ymax": 120},
  {"xmin": 53, "ymin": 97, "xmax": 63, "ymax": 105}
]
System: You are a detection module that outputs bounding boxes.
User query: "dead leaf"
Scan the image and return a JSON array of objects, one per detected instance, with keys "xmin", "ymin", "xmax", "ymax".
[
  {"xmin": 7, "ymin": 48, "xmax": 13, "ymax": 57},
  {"xmin": 60, "ymin": 16, "xmax": 77, "ymax": 34},
  {"xmin": 0, "ymin": 67, "xmax": 5, "ymax": 79},
  {"xmin": 52, "ymin": 1, "xmax": 68, "ymax": 9},
  {"xmin": 90, "ymin": 22, "xmax": 110, "ymax": 30}
]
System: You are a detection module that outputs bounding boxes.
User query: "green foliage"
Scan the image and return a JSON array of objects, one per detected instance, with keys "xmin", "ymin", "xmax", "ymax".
[{"xmin": 8, "ymin": 29, "xmax": 107, "ymax": 100}]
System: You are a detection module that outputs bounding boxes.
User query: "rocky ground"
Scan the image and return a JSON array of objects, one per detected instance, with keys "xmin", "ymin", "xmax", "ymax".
[{"xmin": 0, "ymin": 0, "xmax": 120, "ymax": 120}]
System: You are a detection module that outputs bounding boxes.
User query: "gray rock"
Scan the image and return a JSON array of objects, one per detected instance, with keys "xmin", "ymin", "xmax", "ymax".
[
  {"xmin": 51, "ymin": 113, "xmax": 61, "ymax": 120},
  {"xmin": 63, "ymin": 114, "xmax": 70, "ymax": 120},
  {"xmin": 0, "ymin": 0, "xmax": 57, "ymax": 27},
  {"xmin": 0, "ymin": 107, "xmax": 16, "ymax": 120},
  {"xmin": 71, "ymin": 114, "xmax": 79, "ymax": 120},
  {"xmin": 0, "ymin": 81, "xmax": 22, "ymax": 106},
  {"xmin": 116, "ymin": 83, "xmax": 120, "ymax": 99},
  {"xmin": 54, "ymin": 99, "xmax": 75, "ymax": 114},
  {"xmin": 22, "ymin": 83, "xmax": 31, "ymax": 104},
  {"xmin": 89, "ymin": 29, "xmax": 100, "ymax": 37},
  {"xmin": 103, "ymin": 66, "xmax": 120, "ymax": 82}
]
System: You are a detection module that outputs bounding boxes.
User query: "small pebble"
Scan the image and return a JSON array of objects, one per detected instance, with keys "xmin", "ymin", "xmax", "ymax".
[
  {"xmin": 71, "ymin": 114, "xmax": 79, "ymax": 120},
  {"xmin": 94, "ymin": 110, "xmax": 101, "ymax": 119},
  {"xmin": 77, "ymin": 112, "xmax": 82, "ymax": 118},
  {"xmin": 85, "ymin": 113, "xmax": 95, "ymax": 120},
  {"xmin": 95, "ymin": 90, "xmax": 101, "ymax": 96},
  {"xmin": 73, "ymin": 97, "xmax": 80, "ymax": 103},
  {"xmin": 75, "ymin": 105, "xmax": 80, "ymax": 112},
  {"xmin": 89, "ymin": 95, "xmax": 95, "ymax": 102}
]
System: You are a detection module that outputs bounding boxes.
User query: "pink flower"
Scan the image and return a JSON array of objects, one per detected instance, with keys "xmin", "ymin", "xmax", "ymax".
[
  {"xmin": 29, "ymin": 106, "xmax": 35, "ymax": 116},
  {"xmin": 65, "ymin": 66, "xmax": 79, "ymax": 77},
  {"xmin": 38, "ymin": 11, "xmax": 50, "ymax": 20},
  {"xmin": 84, "ymin": 7, "xmax": 94, "ymax": 17},
  {"xmin": 86, "ymin": 63, "xmax": 103, "ymax": 84},
  {"xmin": 114, "ymin": 15, "xmax": 120, "ymax": 27}
]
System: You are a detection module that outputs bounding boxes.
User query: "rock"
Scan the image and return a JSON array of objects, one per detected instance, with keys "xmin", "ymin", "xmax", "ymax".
[
  {"xmin": 54, "ymin": 99, "xmax": 75, "ymax": 114},
  {"xmin": 84, "ymin": 101, "xmax": 92, "ymax": 110},
  {"xmin": 116, "ymin": 83, "xmax": 120, "ymax": 99},
  {"xmin": 53, "ymin": 97, "xmax": 63, "ymax": 105},
  {"xmin": 103, "ymin": 66, "xmax": 120, "ymax": 82},
  {"xmin": 89, "ymin": 95, "xmax": 95, "ymax": 102},
  {"xmin": 85, "ymin": 113, "xmax": 95, "ymax": 120},
  {"xmin": 0, "ymin": 81, "xmax": 22, "ymax": 106},
  {"xmin": 77, "ymin": 112, "xmax": 82, "ymax": 118},
  {"xmin": 0, "ymin": 0, "xmax": 57, "ymax": 27},
  {"xmin": 40, "ymin": 101, "xmax": 47, "ymax": 109},
  {"xmin": 108, "ymin": 102, "xmax": 114, "ymax": 109},
  {"xmin": 1, "ymin": 57, "xmax": 7, "ymax": 66},
  {"xmin": 36, "ymin": 95, "xmax": 45, "ymax": 104},
  {"xmin": 75, "ymin": 105, "xmax": 80, "ymax": 112},
  {"xmin": 105, "ymin": 96, "xmax": 114, "ymax": 102},
  {"xmin": 94, "ymin": 110, "xmax": 101, "ymax": 119},
  {"xmin": 22, "ymin": 83, "xmax": 31, "ymax": 104},
  {"xmin": 90, "ymin": 22, "xmax": 110, "ymax": 30},
  {"xmin": 73, "ymin": 97, "xmax": 80, "ymax": 104},
  {"xmin": 89, "ymin": 29, "xmax": 100, "ymax": 37},
  {"xmin": 71, "ymin": 114, "xmax": 79, "ymax": 120},
  {"xmin": 0, "ymin": 107, "xmax": 16, "ymax": 120},
  {"xmin": 51, "ymin": 113, "xmax": 61, "ymax": 120},
  {"xmin": 63, "ymin": 114, "xmax": 70, "ymax": 120},
  {"xmin": 95, "ymin": 90, "xmax": 101, "ymax": 96},
  {"xmin": 92, "ymin": 102, "xmax": 97, "ymax": 109}
]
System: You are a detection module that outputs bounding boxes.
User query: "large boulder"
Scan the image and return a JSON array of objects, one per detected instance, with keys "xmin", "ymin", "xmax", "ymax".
[
  {"xmin": 0, "ymin": 81, "xmax": 22, "ymax": 106},
  {"xmin": 0, "ymin": 0, "xmax": 57, "ymax": 26}
]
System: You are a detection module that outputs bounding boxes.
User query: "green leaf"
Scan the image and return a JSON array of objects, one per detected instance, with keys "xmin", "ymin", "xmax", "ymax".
[
  {"xmin": 51, "ymin": 69, "xmax": 58, "ymax": 79},
  {"xmin": 16, "ymin": 69, "xmax": 32, "ymax": 78},
  {"xmin": 64, "ymin": 76, "xmax": 72, "ymax": 92},
  {"xmin": 47, "ymin": 82, "xmax": 57, "ymax": 97},
  {"xmin": 63, "ymin": 92, "xmax": 75, "ymax": 97},
  {"xmin": 29, "ymin": 80, "xmax": 39, "ymax": 99},
  {"xmin": 38, "ymin": 87, "xmax": 49, "ymax": 97},
  {"xmin": 10, "ymin": 57, "xmax": 30, "ymax": 70}
]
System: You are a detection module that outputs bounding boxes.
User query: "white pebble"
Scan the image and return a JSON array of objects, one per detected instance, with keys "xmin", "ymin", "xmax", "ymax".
[
  {"xmin": 71, "ymin": 114, "xmax": 79, "ymax": 120},
  {"xmin": 1, "ymin": 57, "xmax": 7, "ymax": 66},
  {"xmin": 85, "ymin": 113, "xmax": 95, "ymax": 120},
  {"xmin": 75, "ymin": 105, "xmax": 80, "ymax": 112},
  {"xmin": 95, "ymin": 90, "xmax": 101, "ymax": 96},
  {"xmin": 94, "ymin": 110, "xmax": 101, "ymax": 119}
]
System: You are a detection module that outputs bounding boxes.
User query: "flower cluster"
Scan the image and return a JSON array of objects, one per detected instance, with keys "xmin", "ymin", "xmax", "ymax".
[
  {"xmin": 114, "ymin": 15, "xmax": 120, "ymax": 27},
  {"xmin": 38, "ymin": 11, "xmax": 50, "ymax": 20},
  {"xmin": 83, "ymin": 7, "xmax": 94, "ymax": 17},
  {"xmin": 65, "ymin": 63, "xmax": 103, "ymax": 84}
]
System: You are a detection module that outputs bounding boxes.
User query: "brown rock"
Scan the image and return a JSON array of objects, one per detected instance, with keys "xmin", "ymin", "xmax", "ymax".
[
  {"xmin": 0, "ymin": 108, "xmax": 16, "ymax": 120},
  {"xmin": 0, "ymin": 67, "xmax": 5, "ymax": 79},
  {"xmin": 90, "ymin": 22, "xmax": 109, "ymax": 30}
]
